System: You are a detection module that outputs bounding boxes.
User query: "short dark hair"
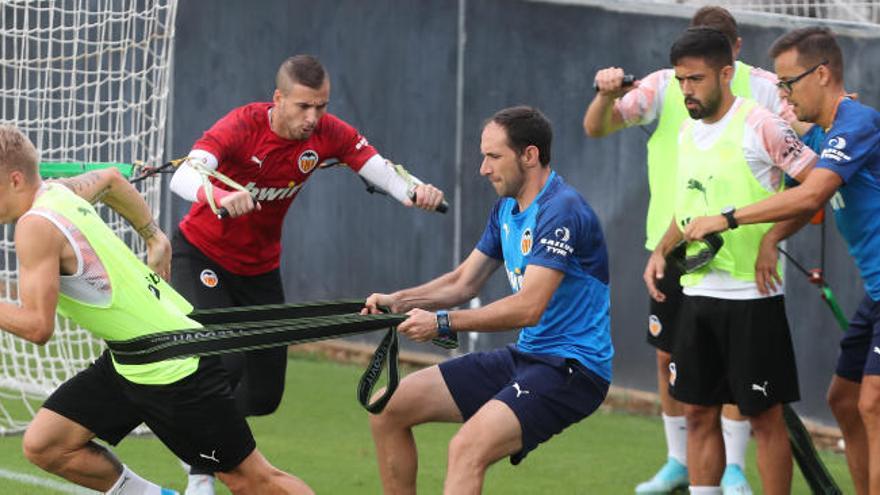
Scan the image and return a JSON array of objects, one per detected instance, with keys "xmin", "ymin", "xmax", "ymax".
[
  {"xmin": 669, "ymin": 27, "xmax": 733, "ymax": 70},
  {"xmin": 690, "ymin": 6, "xmax": 738, "ymax": 48},
  {"xmin": 276, "ymin": 55, "xmax": 327, "ymax": 91},
  {"xmin": 769, "ymin": 27, "xmax": 843, "ymax": 83},
  {"xmin": 487, "ymin": 106, "xmax": 552, "ymax": 166}
]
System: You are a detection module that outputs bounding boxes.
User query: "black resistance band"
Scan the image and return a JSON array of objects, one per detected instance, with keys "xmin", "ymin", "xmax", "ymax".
[{"xmin": 105, "ymin": 301, "xmax": 457, "ymax": 413}]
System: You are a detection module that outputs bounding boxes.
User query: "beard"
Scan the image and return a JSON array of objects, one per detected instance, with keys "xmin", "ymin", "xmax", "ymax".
[
  {"xmin": 685, "ymin": 87, "xmax": 722, "ymax": 120},
  {"xmin": 496, "ymin": 157, "xmax": 528, "ymax": 198}
]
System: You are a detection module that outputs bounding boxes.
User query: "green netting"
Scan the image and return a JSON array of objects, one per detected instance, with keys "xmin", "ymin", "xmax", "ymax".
[{"xmin": 39, "ymin": 162, "xmax": 135, "ymax": 179}]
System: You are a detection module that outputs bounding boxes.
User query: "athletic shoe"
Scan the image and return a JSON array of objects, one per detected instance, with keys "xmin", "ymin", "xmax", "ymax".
[
  {"xmin": 721, "ymin": 464, "xmax": 753, "ymax": 495},
  {"xmin": 635, "ymin": 458, "xmax": 689, "ymax": 494},
  {"xmin": 161, "ymin": 490, "xmax": 180, "ymax": 495},
  {"xmin": 184, "ymin": 474, "xmax": 216, "ymax": 495}
]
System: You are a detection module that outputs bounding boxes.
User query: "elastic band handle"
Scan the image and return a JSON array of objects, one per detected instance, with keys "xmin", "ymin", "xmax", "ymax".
[
  {"xmin": 592, "ymin": 74, "xmax": 635, "ymax": 91},
  {"xmin": 407, "ymin": 188, "xmax": 449, "ymax": 214},
  {"xmin": 357, "ymin": 327, "xmax": 400, "ymax": 414},
  {"xmin": 216, "ymin": 195, "xmax": 258, "ymax": 219}
]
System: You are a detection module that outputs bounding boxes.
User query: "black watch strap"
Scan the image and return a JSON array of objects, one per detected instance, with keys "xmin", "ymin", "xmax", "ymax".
[{"xmin": 722, "ymin": 207, "xmax": 738, "ymax": 230}]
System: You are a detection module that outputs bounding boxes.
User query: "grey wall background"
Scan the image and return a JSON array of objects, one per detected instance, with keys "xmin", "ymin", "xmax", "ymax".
[{"xmin": 169, "ymin": 0, "xmax": 880, "ymax": 425}]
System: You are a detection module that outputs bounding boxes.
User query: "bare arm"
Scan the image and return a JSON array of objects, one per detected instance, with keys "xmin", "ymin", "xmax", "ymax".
[
  {"xmin": 755, "ymin": 212, "xmax": 815, "ymax": 294},
  {"xmin": 445, "ymin": 264, "xmax": 564, "ymax": 332},
  {"xmin": 584, "ymin": 93, "xmax": 627, "ymax": 138},
  {"xmin": 583, "ymin": 68, "xmax": 631, "ymax": 137},
  {"xmin": 54, "ymin": 168, "xmax": 172, "ymax": 280},
  {"xmin": 762, "ymin": 211, "xmax": 815, "ymax": 246},
  {"xmin": 643, "ymin": 219, "xmax": 682, "ymax": 302},
  {"xmin": 363, "ymin": 249, "xmax": 501, "ymax": 314},
  {"xmin": 394, "ymin": 264, "xmax": 565, "ymax": 343},
  {"xmin": 737, "ymin": 168, "xmax": 839, "ymax": 224},
  {"xmin": 653, "ymin": 218, "xmax": 684, "ymax": 258},
  {"xmin": 683, "ymin": 168, "xmax": 841, "ymax": 241},
  {"xmin": 54, "ymin": 168, "xmax": 157, "ymax": 235},
  {"xmin": 0, "ymin": 216, "xmax": 64, "ymax": 344}
]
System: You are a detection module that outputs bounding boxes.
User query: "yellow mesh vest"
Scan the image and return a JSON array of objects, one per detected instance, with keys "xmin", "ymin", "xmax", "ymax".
[
  {"xmin": 645, "ymin": 61, "xmax": 753, "ymax": 250},
  {"xmin": 674, "ymin": 98, "xmax": 780, "ymax": 287},
  {"xmin": 33, "ymin": 183, "xmax": 199, "ymax": 384}
]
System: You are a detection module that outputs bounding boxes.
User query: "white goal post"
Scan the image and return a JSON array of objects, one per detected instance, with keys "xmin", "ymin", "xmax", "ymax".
[{"xmin": 0, "ymin": 0, "xmax": 178, "ymax": 435}]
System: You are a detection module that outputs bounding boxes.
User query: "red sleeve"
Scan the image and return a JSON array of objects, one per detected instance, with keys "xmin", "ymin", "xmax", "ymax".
[
  {"xmin": 321, "ymin": 114, "xmax": 378, "ymax": 172},
  {"xmin": 192, "ymin": 106, "xmax": 252, "ymax": 162}
]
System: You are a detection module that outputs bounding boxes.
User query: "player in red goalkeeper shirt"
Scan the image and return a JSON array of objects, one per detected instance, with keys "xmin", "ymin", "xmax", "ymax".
[{"xmin": 168, "ymin": 54, "xmax": 445, "ymax": 495}]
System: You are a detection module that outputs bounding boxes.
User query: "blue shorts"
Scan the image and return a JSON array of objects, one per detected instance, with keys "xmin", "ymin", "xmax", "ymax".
[
  {"xmin": 438, "ymin": 344, "xmax": 609, "ymax": 464},
  {"xmin": 836, "ymin": 295, "xmax": 880, "ymax": 382}
]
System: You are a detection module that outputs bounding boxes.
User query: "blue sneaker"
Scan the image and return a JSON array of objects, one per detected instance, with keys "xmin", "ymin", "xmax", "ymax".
[
  {"xmin": 161, "ymin": 489, "xmax": 180, "ymax": 495},
  {"xmin": 635, "ymin": 458, "xmax": 689, "ymax": 494},
  {"xmin": 721, "ymin": 464, "xmax": 753, "ymax": 495}
]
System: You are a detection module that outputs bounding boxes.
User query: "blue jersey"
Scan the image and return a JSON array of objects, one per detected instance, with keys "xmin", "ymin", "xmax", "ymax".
[
  {"xmin": 816, "ymin": 98, "xmax": 880, "ymax": 300},
  {"xmin": 801, "ymin": 123, "xmax": 827, "ymax": 153},
  {"xmin": 475, "ymin": 172, "xmax": 613, "ymax": 381}
]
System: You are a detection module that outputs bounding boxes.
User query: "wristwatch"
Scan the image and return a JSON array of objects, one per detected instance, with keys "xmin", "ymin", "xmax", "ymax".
[
  {"xmin": 721, "ymin": 206, "xmax": 738, "ymax": 230},
  {"xmin": 436, "ymin": 310, "xmax": 452, "ymax": 339}
]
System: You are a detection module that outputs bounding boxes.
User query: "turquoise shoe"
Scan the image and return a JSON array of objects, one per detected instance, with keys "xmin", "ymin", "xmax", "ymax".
[
  {"xmin": 635, "ymin": 458, "xmax": 689, "ymax": 494},
  {"xmin": 721, "ymin": 464, "xmax": 753, "ymax": 495}
]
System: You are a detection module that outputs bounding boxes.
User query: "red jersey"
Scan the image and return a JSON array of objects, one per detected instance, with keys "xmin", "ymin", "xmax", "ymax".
[{"xmin": 179, "ymin": 102, "xmax": 377, "ymax": 275}]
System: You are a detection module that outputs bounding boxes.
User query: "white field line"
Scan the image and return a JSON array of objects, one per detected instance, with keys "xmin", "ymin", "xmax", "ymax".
[{"xmin": 0, "ymin": 468, "xmax": 97, "ymax": 494}]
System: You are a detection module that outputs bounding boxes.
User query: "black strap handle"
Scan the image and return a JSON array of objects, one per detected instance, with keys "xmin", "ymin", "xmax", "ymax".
[
  {"xmin": 357, "ymin": 327, "xmax": 400, "ymax": 413},
  {"xmin": 592, "ymin": 74, "xmax": 635, "ymax": 91},
  {"xmin": 407, "ymin": 187, "xmax": 449, "ymax": 214}
]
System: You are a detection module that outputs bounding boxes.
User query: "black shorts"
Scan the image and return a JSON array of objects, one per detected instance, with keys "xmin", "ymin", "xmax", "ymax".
[
  {"xmin": 172, "ymin": 230, "xmax": 289, "ymax": 417},
  {"xmin": 42, "ymin": 351, "xmax": 255, "ymax": 473},
  {"xmin": 669, "ymin": 295, "xmax": 800, "ymax": 416},
  {"xmin": 439, "ymin": 345, "xmax": 609, "ymax": 465},
  {"xmin": 836, "ymin": 294, "xmax": 880, "ymax": 382},
  {"xmin": 171, "ymin": 230, "xmax": 285, "ymax": 308},
  {"xmin": 646, "ymin": 260, "xmax": 684, "ymax": 353}
]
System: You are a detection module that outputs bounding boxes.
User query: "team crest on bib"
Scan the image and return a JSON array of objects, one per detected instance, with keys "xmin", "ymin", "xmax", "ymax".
[
  {"xmin": 297, "ymin": 150, "xmax": 319, "ymax": 174},
  {"xmin": 520, "ymin": 228, "xmax": 533, "ymax": 255},
  {"xmin": 648, "ymin": 315, "xmax": 663, "ymax": 337},
  {"xmin": 200, "ymin": 269, "xmax": 219, "ymax": 288}
]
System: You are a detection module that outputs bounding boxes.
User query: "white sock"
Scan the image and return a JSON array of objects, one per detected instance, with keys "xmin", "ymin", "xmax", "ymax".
[
  {"xmin": 689, "ymin": 486, "xmax": 722, "ymax": 494},
  {"xmin": 189, "ymin": 472, "xmax": 215, "ymax": 479},
  {"xmin": 721, "ymin": 416, "xmax": 751, "ymax": 469},
  {"xmin": 663, "ymin": 413, "xmax": 688, "ymax": 465},
  {"xmin": 188, "ymin": 472, "xmax": 215, "ymax": 489},
  {"xmin": 106, "ymin": 465, "xmax": 164, "ymax": 495}
]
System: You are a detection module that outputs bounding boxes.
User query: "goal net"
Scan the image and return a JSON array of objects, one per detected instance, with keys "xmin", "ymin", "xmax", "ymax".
[
  {"xmin": 660, "ymin": 0, "xmax": 880, "ymax": 24},
  {"xmin": 0, "ymin": 0, "xmax": 178, "ymax": 434}
]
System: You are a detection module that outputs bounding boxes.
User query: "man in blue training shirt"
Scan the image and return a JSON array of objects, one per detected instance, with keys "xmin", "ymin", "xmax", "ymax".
[
  {"xmin": 684, "ymin": 27, "xmax": 880, "ymax": 494},
  {"xmin": 362, "ymin": 106, "xmax": 613, "ymax": 494}
]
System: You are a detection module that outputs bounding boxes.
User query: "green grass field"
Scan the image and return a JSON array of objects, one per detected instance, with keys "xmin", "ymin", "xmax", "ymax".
[{"xmin": 0, "ymin": 354, "xmax": 855, "ymax": 494}]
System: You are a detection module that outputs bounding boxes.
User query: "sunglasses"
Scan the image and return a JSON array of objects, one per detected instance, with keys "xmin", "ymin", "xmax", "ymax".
[{"xmin": 776, "ymin": 60, "xmax": 828, "ymax": 94}]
